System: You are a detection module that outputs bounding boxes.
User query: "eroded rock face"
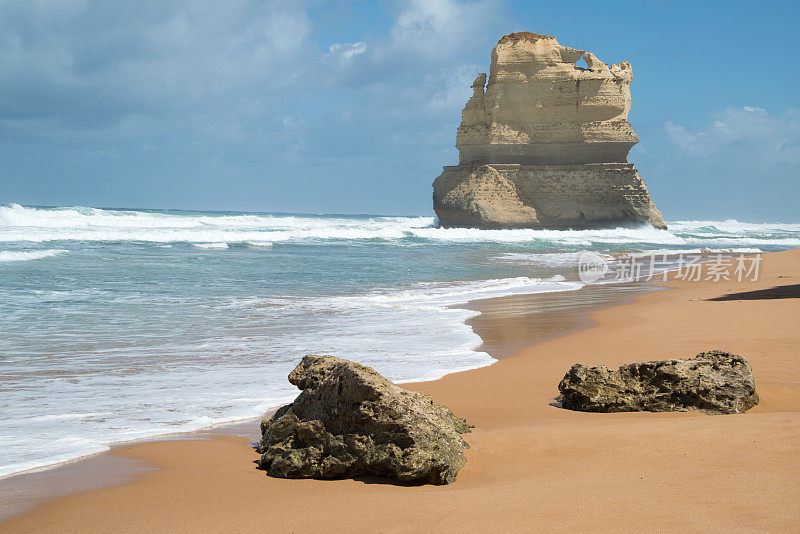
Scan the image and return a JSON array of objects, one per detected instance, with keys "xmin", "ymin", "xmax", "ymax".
[
  {"xmin": 433, "ymin": 32, "xmax": 665, "ymax": 229},
  {"xmin": 557, "ymin": 351, "xmax": 759, "ymax": 415},
  {"xmin": 433, "ymin": 163, "xmax": 664, "ymax": 229},
  {"xmin": 256, "ymin": 355, "xmax": 471, "ymax": 484},
  {"xmin": 457, "ymin": 32, "xmax": 637, "ymax": 165}
]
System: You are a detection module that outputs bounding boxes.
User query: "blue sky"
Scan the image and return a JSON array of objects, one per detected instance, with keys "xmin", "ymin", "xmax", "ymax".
[{"xmin": 0, "ymin": 0, "xmax": 798, "ymax": 221}]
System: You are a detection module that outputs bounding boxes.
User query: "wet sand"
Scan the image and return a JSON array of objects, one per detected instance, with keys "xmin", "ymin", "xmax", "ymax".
[
  {"xmin": 462, "ymin": 281, "xmax": 654, "ymax": 358},
  {"xmin": 2, "ymin": 249, "xmax": 799, "ymax": 532},
  {"xmin": 0, "ymin": 275, "xmax": 648, "ymax": 521}
]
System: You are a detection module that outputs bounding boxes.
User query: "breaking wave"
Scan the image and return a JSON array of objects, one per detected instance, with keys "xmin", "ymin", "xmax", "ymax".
[
  {"xmin": 1, "ymin": 204, "xmax": 798, "ymax": 249},
  {"xmin": 1, "ymin": 203, "xmax": 798, "ymax": 478},
  {"xmin": 0, "ymin": 274, "xmax": 579, "ymax": 478},
  {"xmin": 0, "ymin": 249, "xmax": 67, "ymax": 262}
]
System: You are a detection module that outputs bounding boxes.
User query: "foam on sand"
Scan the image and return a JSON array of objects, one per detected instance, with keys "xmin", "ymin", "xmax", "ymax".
[
  {"xmin": 0, "ymin": 274, "xmax": 580, "ymax": 478},
  {"xmin": 1, "ymin": 203, "xmax": 798, "ymax": 479}
]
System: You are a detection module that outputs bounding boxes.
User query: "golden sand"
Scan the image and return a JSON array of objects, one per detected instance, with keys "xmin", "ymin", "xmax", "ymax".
[{"xmin": 3, "ymin": 249, "xmax": 799, "ymax": 532}]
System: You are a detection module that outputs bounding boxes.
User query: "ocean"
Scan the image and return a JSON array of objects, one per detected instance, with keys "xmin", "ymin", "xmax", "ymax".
[{"xmin": 1, "ymin": 203, "xmax": 798, "ymax": 478}]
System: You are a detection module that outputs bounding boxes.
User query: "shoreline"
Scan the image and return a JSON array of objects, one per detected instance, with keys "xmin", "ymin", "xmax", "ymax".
[
  {"xmin": 0, "ymin": 277, "xmax": 652, "ymax": 520},
  {"xmin": 3, "ymin": 248, "xmax": 799, "ymax": 531},
  {"xmin": 0, "ymin": 269, "xmax": 592, "ymax": 483}
]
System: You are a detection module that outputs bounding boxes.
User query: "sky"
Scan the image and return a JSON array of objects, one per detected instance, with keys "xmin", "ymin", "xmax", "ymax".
[{"xmin": 0, "ymin": 0, "xmax": 798, "ymax": 221}]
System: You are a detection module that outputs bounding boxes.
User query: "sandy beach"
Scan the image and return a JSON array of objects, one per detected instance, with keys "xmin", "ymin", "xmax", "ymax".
[
  {"xmin": 3, "ymin": 248, "xmax": 799, "ymax": 532},
  {"xmin": 3, "ymin": 3, "xmax": 798, "ymax": 532}
]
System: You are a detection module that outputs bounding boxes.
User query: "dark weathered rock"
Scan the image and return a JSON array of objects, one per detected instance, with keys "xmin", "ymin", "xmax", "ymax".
[
  {"xmin": 256, "ymin": 354, "xmax": 471, "ymax": 484},
  {"xmin": 557, "ymin": 351, "xmax": 759, "ymax": 414}
]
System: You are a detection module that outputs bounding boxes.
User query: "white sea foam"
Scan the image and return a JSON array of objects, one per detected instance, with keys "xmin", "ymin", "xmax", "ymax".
[
  {"xmin": 0, "ymin": 249, "xmax": 67, "ymax": 262},
  {"xmin": 0, "ymin": 204, "xmax": 431, "ymax": 244},
  {"xmin": 241, "ymin": 241, "xmax": 273, "ymax": 249},
  {"xmin": 496, "ymin": 252, "xmax": 612, "ymax": 267},
  {"xmin": 192, "ymin": 242, "xmax": 229, "ymax": 249},
  {"xmin": 625, "ymin": 247, "xmax": 763, "ymax": 258},
  {"xmin": 494, "ymin": 248, "xmax": 764, "ymax": 271},
  {"xmin": 30, "ymin": 412, "xmax": 111, "ymax": 422},
  {"xmin": 409, "ymin": 224, "xmax": 686, "ymax": 245},
  {"xmin": 0, "ymin": 274, "xmax": 580, "ymax": 478},
  {"xmin": 671, "ymin": 219, "xmax": 800, "ymax": 234},
  {"xmin": 1, "ymin": 204, "xmax": 797, "ymax": 249},
  {"xmin": 1, "ymin": 204, "xmax": 798, "ymax": 479},
  {"xmin": 325, "ymin": 275, "xmax": 576, "ymax": 307}
]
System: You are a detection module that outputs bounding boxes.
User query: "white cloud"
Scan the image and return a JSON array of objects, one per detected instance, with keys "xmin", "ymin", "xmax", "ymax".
[
  {"xmin": 328, "ymin": 41, "xmax": 367, "ymax": 64},
  {"xmin": 381, "ymin": 0, "xmax": 499, "ymax": 59},
  {"xmin": 664, "ymin": 121, "xmax": 704, "ymax": 154},
  {"xmin": 0, "ymin": 0, "xmax": 513, "ymax": 192},
  {"xmin": 665, "ymin": 106, "xmax": 800, "ymax": 166},
  {"xmin": 425, "ymin": 64, "xmax": 481, "ymax": 111},
  {"xmin": 326, "ymin": 0, "xmax": 500, "ymax": 124},
  {"xmin": 282, "ymin": 116, "xmax": 302, "ymax": 127},
  {"xmin": 0, "ymin": 0, "xmax": 312, "ymax": 133}
]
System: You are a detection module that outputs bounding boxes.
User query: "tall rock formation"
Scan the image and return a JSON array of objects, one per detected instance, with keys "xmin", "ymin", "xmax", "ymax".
[{"xmin": 433, "ymin": 32, "xmax": 666, "ymax": 229}]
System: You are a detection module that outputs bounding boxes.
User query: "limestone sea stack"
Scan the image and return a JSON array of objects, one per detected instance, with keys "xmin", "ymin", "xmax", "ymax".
[{"xmin": 432, "ymin": 32, "xmax": 666, "ymax": 229}]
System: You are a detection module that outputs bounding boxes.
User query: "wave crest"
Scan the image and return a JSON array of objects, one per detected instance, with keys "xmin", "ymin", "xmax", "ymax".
[
  {"xmin": 1, "ymin": 204, "xmax": 798, "ymax": 249},
  {"xmin": 0, "ymin": 249, "xmax": 67, "ymax": 262}
]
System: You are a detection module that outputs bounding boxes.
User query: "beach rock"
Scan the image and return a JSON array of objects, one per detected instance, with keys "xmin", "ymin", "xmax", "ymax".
[
  {"xmin": 433, "ymin": 32, "xmax": 665, "ymax": 229},
  {"xmin": 255, "ymin": 355, "xmax": 471, "ymax": 484},
  {"xmin": 557, "ymin": 351, "xmax": 759, "ymax": 414}
]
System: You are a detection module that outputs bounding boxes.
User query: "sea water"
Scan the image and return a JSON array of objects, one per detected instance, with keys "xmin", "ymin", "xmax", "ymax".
[{"xmin": 1, "ymin": 203, "xmax": 798, "ymax": 477}]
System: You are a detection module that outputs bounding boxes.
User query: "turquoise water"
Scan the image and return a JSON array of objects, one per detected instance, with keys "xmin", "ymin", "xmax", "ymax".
[{"xmin": 1, "ymin": 203, "xmax": 799, "ymax": 477}]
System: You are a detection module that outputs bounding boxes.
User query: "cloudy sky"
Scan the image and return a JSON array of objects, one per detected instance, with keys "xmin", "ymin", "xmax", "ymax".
[{"xmin": 1, "ymin": 0, "xmax": 798, "ymax": 221}]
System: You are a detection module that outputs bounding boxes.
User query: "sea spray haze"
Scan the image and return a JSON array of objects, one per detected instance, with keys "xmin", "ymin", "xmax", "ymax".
[{"xmin": 1, "ymin": 203, "xmax": 799, "ymax": 477}]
